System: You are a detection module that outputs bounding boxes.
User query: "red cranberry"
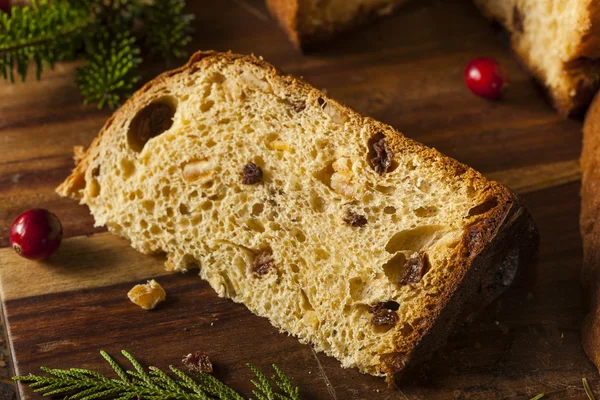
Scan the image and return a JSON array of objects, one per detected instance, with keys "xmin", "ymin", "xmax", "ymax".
[
  {"xmin": 464, "ymin": 57, "xmax": 508, "ymax": 100},
  {"xmin": 9, "ymin": 209, "xmax": 63, "ymax": 260}
]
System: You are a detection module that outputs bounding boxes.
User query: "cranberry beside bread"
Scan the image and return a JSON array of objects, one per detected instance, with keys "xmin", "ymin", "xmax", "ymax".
[
  {"xmin": 57, "ymin": 51, "xmax": 538, "ymax": 382},
  {"xmin": 268, "ymin": 0, "xmax": 600, "ymax": 116}
]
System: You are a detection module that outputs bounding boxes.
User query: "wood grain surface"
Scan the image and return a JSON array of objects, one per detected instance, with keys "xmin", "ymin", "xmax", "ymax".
[{"xmin": 0, "ymin": 0, "xmax": 595, "ymax": 399}]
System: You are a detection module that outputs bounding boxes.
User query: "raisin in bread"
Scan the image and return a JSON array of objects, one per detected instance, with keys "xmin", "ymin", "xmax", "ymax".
[
  {"xmin": 57, "ymin": 51, "xmax": 538, "ymax": 382},
  {"xmin": 472, "ymin": 1, "xmax": 600, "ymax": 116},
  {"xmin": 266, "ymin": 0, "xmax": 408, "ymax": 51},
  {"xmin": 580, "ymin": 92, "xmax": 600, "ymax": 371}
]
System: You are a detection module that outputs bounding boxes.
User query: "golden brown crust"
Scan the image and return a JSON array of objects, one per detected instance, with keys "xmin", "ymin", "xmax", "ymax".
[
  {"xmin": 57, "ymin": 50, "xmax": 539, "ymax": 381},
  {"xmin": 379, "ymin": 182, "xmax": 538, "ymax": 383},
  {"xmin": 581, "ymin": 91, "xmax": 600, "ymax": 372}
]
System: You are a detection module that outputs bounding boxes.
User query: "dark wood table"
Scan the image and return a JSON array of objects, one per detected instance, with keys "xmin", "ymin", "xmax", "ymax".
[{"xmin": 0, "ymin": 0, "xmax": 595, "ymax": 398}]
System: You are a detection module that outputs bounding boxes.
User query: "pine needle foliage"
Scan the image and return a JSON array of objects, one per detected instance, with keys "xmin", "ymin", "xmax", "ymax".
[
  {"xmin": 13, "ymin": 350, "xmax": 301, "ymax": 400},
  {"xmin": 137, "ymin": 0, "xmax": 194, "ymax": 64},
  {"xmin": 0, "ymin": 0, "xmax": 194, "ymax": 109},
  {"xmin": 76, "ymin": 30, "xmax": 141, "ymax": 109},
  {"xmin": 0, "ymin": 0, "xmax": 90, "ymax": 82}
]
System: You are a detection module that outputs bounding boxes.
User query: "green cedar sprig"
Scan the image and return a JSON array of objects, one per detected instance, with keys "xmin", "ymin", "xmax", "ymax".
[
  {"xmin": 0, "ymin": 0, "xmax": 91, "ymax": 82},
  {"xmin": 0, "ymin": 0, "xmax": 194, "ymax": 109},
  {"xmin": 13, "ymin": 350, "xmax": 300, "ymax": 400}
]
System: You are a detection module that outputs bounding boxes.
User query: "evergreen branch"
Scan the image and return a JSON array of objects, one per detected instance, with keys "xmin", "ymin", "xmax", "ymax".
[
  {"xmin": 0, "ymin": 0, "xmax": 193, "ymax": 109},
  {"xmin": 13, "ymin": 350, "xmax": 300, "ymax": 400},
  {"xmin": 138, "ymin": 0, "xmax": 194, "ymax": 63},
  {"xmin": 0, "ymin": 0, "xmax": 91, "ymax": 81},
  {"xmin": 75, "ymin": 30, "xmax": 142, "ymax": 109}
]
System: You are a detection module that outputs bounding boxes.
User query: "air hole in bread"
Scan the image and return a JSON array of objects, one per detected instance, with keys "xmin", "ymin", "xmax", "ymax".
[
  {"xmin": 310, "ymin": 192, "xmax": 326, "ymax": 212},
  {"xmin": 301, "ymin": 289, "xmax": 314, "ymax": 311},
  {"xmin": 246, "ymin": 219, "xmax": 265, "ymax": 233},
  {"xmin": 314, "ymin": 162, "xmax": 335, "ymax": 188},
  {"xmin": 315, "ymin": 248, "xmax": 330, "ymax": 261},
  {"xmin": 417, "ymin": 180, "xmax": 431, "ymax": 194},
  {"xmin": 468, "ymin": 198, "xmax": 498, "ymax": 217},
  {"xmin": 127, "ymin": 96, "xmax": 177, "ymax": 153},
  {"xmin": 414, "ymin": 206, "xmax": 438, "ymax": 218},
  {"xmin": 292, "ymin": 228, "xmax": 306, "ymax": 242},
  {"xmin": 120, "ymin": 158, "xmax": 136, "ymax": 179},
  {"xmin": 349, "ymin": 277, "xmax": 367, "ymax": 301},
  {"xmin": 179, "ymin": 203, "xmax": 190, "ymax": 215},
  {"xmin": 87, "ymin": 178, "xmax": 100, "ymax": 198},
  {"xmin": 383, "ymin": 253, "xmax": 407, "ymax": 283},
  {"xmin": 251, "ymin": 203, "xmax": 264, "ymax": 216},
  {"xmin": 385, "ymin": 225, "xmax": 443, "ymax": 254},
  {"xmin": 200, "ymin": 100, "xmax": 215, "ymax": 112},
  {"xmin": 141, "ymin": 200, "xmax": 155, "ymax": 212},
  {"xmin": 375, "ymin": 185, "xmax": 394, "ymax": 195},
  {"xmin": 383, "ymin": 206, "xmax": 397, "ymax": 215},
  {"xmin": 269, "ymin": 222, "xmax": 281, "ymax": 231}
]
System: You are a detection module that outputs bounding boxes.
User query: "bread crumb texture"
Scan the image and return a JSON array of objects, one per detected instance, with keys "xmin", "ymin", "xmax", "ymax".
[{"xmin": 58, "ymin": 51, "xmax": 528, "ymax": 378}]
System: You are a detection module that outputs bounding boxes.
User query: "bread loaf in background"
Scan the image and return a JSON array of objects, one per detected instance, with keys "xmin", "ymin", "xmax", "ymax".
[
  {"xmin": 266, "ymin": 0, "xmax": 408, "ymax": 51},
  {"xmin": 268, "ymin": 0, "xmax": 600, "ymax": 117},
  {"xmin": 581, "ymin": 92, "xmax": 600, "ymax": 371},
  {"xmin": 474, "ymin": 0, "xmax": 600, "ymax": 117},
  {"xmin": 57, "ymin": 51, "xmax": 538, "ymax": 382}
]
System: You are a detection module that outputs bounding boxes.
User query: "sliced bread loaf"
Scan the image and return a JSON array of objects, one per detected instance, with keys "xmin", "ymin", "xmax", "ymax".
[
  {"xmin": 266, "ymin": 0, "xmax": 407, "ymax": 51},
  {"xmin": 57, "ymin": 51, "xmax": 538, "ymax": 382},
  {"xmin": 474, "ymin": 0, "xmax": 600, "ymax": 116}
]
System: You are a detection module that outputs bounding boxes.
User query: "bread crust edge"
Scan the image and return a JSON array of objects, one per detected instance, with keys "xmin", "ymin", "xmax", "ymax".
[{"xmin": 581, "ymin": 91, "xmax": 600, "ymax": 372}]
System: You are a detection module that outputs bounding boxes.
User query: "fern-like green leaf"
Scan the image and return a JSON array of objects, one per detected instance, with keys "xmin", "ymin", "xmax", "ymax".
[
  {"xmin": 0, "ymin": 0, "xmax": 91, "ymax": 81},
  {"xmin": 138, "ymin": 0, "xmax": 194, "ymax": 63},
  {"xmin": 13, "ymin": 350, "xmax": 300, "ymax": 400},
  {"xmin": 76, "ymin": 30, "xmax": 142, "ymax": 109}
]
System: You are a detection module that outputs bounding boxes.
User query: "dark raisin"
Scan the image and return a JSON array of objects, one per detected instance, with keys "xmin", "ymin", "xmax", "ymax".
[
  {"xmin": 369, "ymin": 308, "xmax": 399, "ymax": 327},
  {"xmin": 369, "ymin": 301, "xmax": 400, "ymax": 327},
  {"xmin": 289, "ymin": 98, "xmax": 306, "ymax": 112},
  {"xmin": 182, "ymin": 351, "xmax": 213, "ymax": 373},
  {"xmin": 317, "ymin": 97, "xmax": 326, "ymax": 108},
  {"xmin": 343, "ymin": 211, "xmax": 367, "ymax": 227},
  {"xmin": 369, "ymin": 301, "xmax": 400, "ymax": 313},
  {"xmin": 252, "ymin": 251, "xmax": 275, "ymax": 275},
  {"xmin": 399, "ymin": 252, "xmax": 429, "ymax": 285},
  {"xmin": 368, "ymin": 133, "xmax": 394, "ymax": 175},
  {"xmin": 242, "ymin": 162, "xmax": 263, "ymax": 185}
]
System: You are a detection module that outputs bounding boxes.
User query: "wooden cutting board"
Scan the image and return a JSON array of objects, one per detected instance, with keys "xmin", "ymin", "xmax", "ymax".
[{"xmin": 0, "ymin": 0, "xmax": 597, "ymax": 399}]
